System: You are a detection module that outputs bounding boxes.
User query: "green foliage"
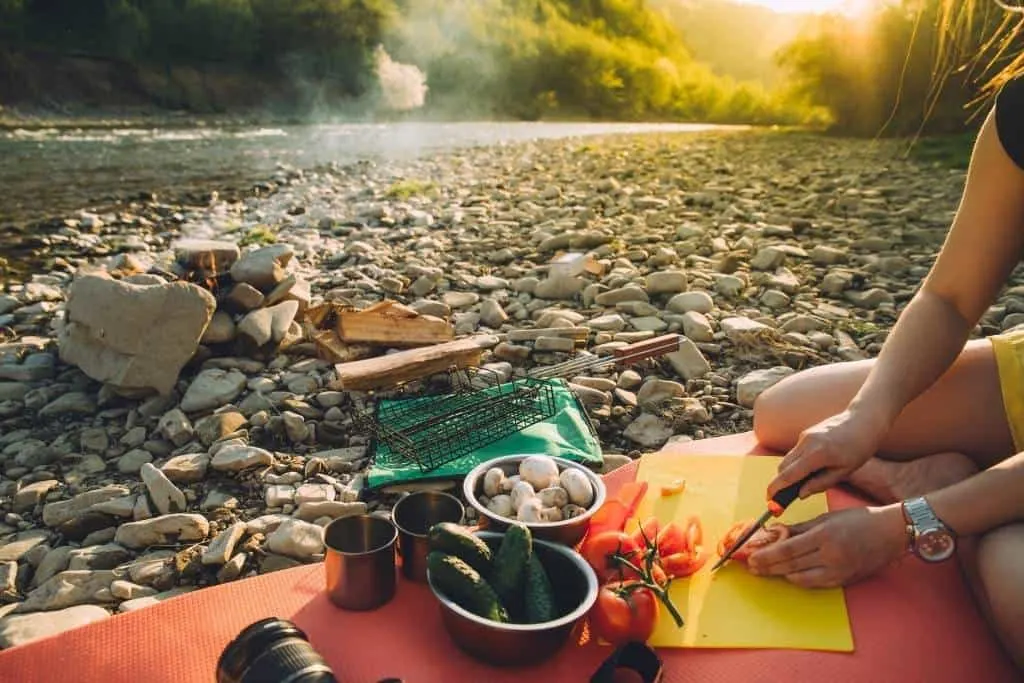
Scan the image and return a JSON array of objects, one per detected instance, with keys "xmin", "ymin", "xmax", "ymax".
[
  {"xmin": 1, "ymin": 0, "xmax": 824, "ymax": 123},
  {"xmin": 385, "ymin": 179, "xmax": 435, "ymax": 199},
  {"xmin": 775, "ymin": 0, "xmax": 1011, "ymax": 136},
  {"xmin": 238, "ymin": 225, "xmax": 278, "ymax": 247}
]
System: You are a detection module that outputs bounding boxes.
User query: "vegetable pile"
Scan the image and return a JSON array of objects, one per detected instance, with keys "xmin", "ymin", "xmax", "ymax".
[
  {"xmin": 476, "ymin": 456, "xmax": 595, "ymax": 523},
  {"xmin": 426, "ymin": 521, "xmax": 561, "ymax": 625}
]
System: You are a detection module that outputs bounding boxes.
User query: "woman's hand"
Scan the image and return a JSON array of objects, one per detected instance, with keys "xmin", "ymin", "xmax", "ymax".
[
  {"xmin": 766, "ymin": 409, "xmax": 888, "ymax": 501},
  {"xmin": 746, "ymin": 506, "xmax": 908, "ymax": 588}
]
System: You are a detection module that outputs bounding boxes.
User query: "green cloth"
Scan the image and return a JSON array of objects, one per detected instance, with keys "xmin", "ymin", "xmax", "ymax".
[{"xmin": 366, "ymin": 378, "xmax": 603, "ymax": 489}]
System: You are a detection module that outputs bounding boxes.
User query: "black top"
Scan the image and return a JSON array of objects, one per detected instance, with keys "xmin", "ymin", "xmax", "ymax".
[{"xmin": 997, "ymin": 75, "xmax": 1024, "ymax": 169}]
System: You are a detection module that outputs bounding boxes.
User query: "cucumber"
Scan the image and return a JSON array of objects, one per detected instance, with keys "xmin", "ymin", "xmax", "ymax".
[
  {"xmin": 489, "ymin": 523, "xmax": 532, "ymax": 614},
  {"xmin": 427, "ymin": 522, "xmax": 493, "ymax": 576},
  {"xmin": 523, "ymin": 554, "xmax": 557, "ymax": 624},
  {"xmin": 427, "ymin": 551, "xmax": 509, "ymax": 623}
]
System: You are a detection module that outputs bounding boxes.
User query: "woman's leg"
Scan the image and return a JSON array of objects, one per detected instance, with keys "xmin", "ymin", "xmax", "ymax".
[
  {"xmin": 752, "ymin": 338, "xmax": 1015, "ymax": 469},
  {"xmin": 963, "ymin": 525, "xmax": 1024, "ymax": 668}
]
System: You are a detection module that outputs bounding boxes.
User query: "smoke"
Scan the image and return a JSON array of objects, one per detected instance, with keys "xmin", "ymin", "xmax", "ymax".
[{"xmin": 374, "ymin": 46, "xmax": 428, "ymax": 112}]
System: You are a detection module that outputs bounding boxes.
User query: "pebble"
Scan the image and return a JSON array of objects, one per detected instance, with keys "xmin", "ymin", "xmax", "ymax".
[
  {"xmin": 0, "ymin": 604, "xmax": 110, "ymax": 649},
  {"xmin": 266, "ymin": 519, "xmax": 324, "ymax": 561}
]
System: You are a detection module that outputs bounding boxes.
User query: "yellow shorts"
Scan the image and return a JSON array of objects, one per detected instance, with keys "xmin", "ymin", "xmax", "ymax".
[{"xmin": 990, "ymin": 329, "xmax": 1024, "ymax": 451}]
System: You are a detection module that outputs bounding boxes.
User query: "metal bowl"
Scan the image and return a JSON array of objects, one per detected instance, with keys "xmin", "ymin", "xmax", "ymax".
[
  {"xmin": 426, "ymin": 530, "xmax": 599, "ymax": 667},
  {"xmin": 463, "ymin": 454, "xmax": 607, "ymax": 546}
]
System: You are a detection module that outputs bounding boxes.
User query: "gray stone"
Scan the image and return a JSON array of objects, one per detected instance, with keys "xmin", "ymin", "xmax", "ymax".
[
  {"xmin": 160, "ymin": 453, "xmax": 210, "ymax": 483},
  {"xmin": 180, "ymin": 369, "xmax": 246, "ymax": 413},
  {"xmin": 636, "ymin": 379, "xmax": 685, "ymax": 410},
  {"xmin": 0, "ymin": 530, "xmax": 51, "ymax": 562},
  {"xmin": 680, "ymin": 311, "xmax": 714, "ymax": 342},
  {"xmin": 667, "ymin": 291, "xmax": 714, "ymax": 314},
  {"xmin": 266, "ymin": 519, "xmax": 324, "ymax": 561},
  {"xmin": 140, "ymin": 463, "xmax": 187, "ymax": 515},
  {"xmin": 230, "ymin": 244, "xmax": 293, "ymax": 290},
  {"xmin": 43, "ymin": 487, "xmax": 129, "ymax": 528},
  {"xmin": 116, "ymin": 449, "xmax": 153, "ymax": 474},
  {"xmin": 157, "ymin": 408, "xmax": 194, "ymax": 447},
  {"xmin": 226, "ymin": 283, "xmax": 265, "ymax": 311},
  {"xmin": 31, "ymin": 546, "xmax": 72, "ymax": 588},
  {"xmin": 736, "ymin": 367, "xmax": 796, "ymax": 408},
  {"xmin": 479, "ymin": 300, "xmax": 508, "ymax": 328},
  {"xmin": 750, "ymin": 246, "xmax": 786, "ymax": 270},
  {"xmin": 119, "ymin": 586, "xmax": 196, "ymax": 613},
  {"xmin": 210, "ymin": 445, "xmax": 274, "ymax": 472},
  {"xmin": 237, "ymin": 301, "xmax": 299, "ymax": 347},
  {"xmin": 0, "ymin": 605, "xmax": 110, "ymax": 648},
  {"xmin": 623, "ymin": 414, "xmax": 674, "ymax": 448},
  {"xmin": 202, "ymin": 522, "xmax": 246, "ymax": 565},
  {"xmin": 110, "ymin": 580, "xmax": 157, "ymax": 600},
  {"xmin": 39, "ymin": 392, "xmax": 96, "ymax": 417},
  {"xmin": 194, "ymin": 412, "xmax": 247, "ymax": 446},
  {"xmin": 665, "ymin": 338, "xmax": 711, "ymax": 380},
  {"xmin": 645, "ymin": 271, "xmax": 688, "ymax": 294},
  {"xmin": 293, "ymin": 501, "xmax": 367, "ymax": 523},
  {"xmin": 201, "ymin": 310, "xmax": 237, "ymax": 345},
  {"xmin": 67, "ymin": 544, "xmax": 131, "ymax": 571},
  {"xmin": 534, "ymin": 276, "xmax": 584, "ymax": 300},
  {"xmin": 57, "ymin": 275, "xmax": 216, "ymax": 395},
  {"xmin": 595, "ymin": 286, "xmax": 648, "ymax": 306},
  {"xmin": 114, "ymin": 514, "xmax": 209, "ymax": 549},
  {"xmin": 13, "ymin": 480, "xmax": 59, "ymax": 514},
  {"xmin": 17, "ymin": 570, "xmax": 116, "ymax": 612}
]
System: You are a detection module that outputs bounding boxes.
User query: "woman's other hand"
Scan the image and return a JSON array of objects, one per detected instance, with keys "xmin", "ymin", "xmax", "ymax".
[{"xmin": 746, "ymin": 506, "xmax": 908, "ymax": 588}]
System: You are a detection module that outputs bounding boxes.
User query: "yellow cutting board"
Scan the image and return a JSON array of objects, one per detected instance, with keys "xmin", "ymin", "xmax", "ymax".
[{"xmin": 629, "ymin": 452, "xmax": 854, "ymax": 652}]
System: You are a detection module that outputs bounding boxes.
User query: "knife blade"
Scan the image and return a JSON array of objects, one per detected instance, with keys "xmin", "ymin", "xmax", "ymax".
[{"xmin": 710, "ymin": 468, "xmax": 823, "ymax": 572}]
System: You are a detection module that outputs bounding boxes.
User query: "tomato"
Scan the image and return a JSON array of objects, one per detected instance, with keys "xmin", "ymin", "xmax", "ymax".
[
  {"xmin": 660, "ymin": 550, "xmax": 708, "ymax": 577},
  {"xmin": 582, "ymin": 530, "xmax": 642, "ymax": 583},
  {"xmin": 589, "ymin": 581, "xmax": 659, "ymax": 646},
  {"xmin": 717, "ymin": 520, "xmax": 791, "ymax": 563},
  {"xmin": 630, "ymin": 517, "xmax": 662, "ymax": 549}
]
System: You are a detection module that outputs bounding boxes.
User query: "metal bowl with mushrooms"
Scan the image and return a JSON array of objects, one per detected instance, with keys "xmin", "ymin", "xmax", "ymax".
[{"xmin": 463, "ymin": 455, "xmax": 607, "ymax": 546}]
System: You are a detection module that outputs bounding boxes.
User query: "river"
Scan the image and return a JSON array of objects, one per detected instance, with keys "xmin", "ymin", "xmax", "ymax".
[{"xmin": 0, "ymin": 121, "xmax": 739, "ymax": 229}]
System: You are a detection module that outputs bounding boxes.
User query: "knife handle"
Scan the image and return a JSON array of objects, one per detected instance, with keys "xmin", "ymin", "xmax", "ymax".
[{"xmin": 767, "ymin": 469, "xmax": 825, "ymax": 516}]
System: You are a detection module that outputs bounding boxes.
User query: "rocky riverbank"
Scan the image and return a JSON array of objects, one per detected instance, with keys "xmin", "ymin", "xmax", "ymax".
[{"xmin": 0, "ymin": 129, "xmax": 1002, "ymax": 649}]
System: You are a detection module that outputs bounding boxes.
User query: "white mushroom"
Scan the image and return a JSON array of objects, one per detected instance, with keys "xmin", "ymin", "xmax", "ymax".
[
  {"xmin": 519, "ymin": 456, "xmax": 560, "ymax": 491},
  {"xmin": 483, "ymin": 467, "xmax": 507, "ymax": 498},
  {"xmin": 559, "ymin": 468, "xmax": 595, "ymax": 508},
  {"xmin": 510, "ymin": 480, "xmax": 537, "ymax": 512},
  {"xmin": 541, "ymin": 506, "xmax": 564, "ymax": 522},
  {"xmin": 478, "ymin": 495, "xmax": 491, "ymax": 507},
  {"xmin": 486, "ymin": 494, "xmax": 514, "ymax": 519},
  {"xmin": 538, "ymin": 486, "xmax": 569, "ymax": 508},
  {"xmin": 500, "ymin": 474, "xmax": 521, "ymax": 494},
  {"xmin": 562, "ymin": 504, "xmax": 587, "ymax": 519},
  {"xmin": 517, "ymin": 498, "xmax": 545, "ymax": 523}
]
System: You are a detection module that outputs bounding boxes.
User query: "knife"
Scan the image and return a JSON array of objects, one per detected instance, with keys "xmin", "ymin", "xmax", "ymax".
[{"xmin": 710, "ymin": 469, "xmax": 824, "ymax": 572}]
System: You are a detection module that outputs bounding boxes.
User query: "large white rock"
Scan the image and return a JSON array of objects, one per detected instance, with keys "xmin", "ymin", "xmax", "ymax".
[
  {"xmin": 0, "ymin": 604, "xmax": 110, "ymax": 648},
  {"xmin": 180, "ymin": 369, "xmax": 246, "ymax": 413},
  {"xmin": 16, "ymin": 570, "xmax": 116, "ymax": 612},
  {"xmin": 210, "ymin": 445, "xmax": 274, "ymax": 472},
  {"xmin": 42, "ymin": 486, "xmax": 130, "ymax": 529},
  {"xmin": 57, "ymin": 275, "xmax": 215, "ymax": 395},
  {"xmin": 114, "ymin": 514, "xmax": 209, "ymax": 549},
  {"xmin": 623, "ymin": 413, "xmax": 674, "ymax": 448},
  {"xmin": 266, "ymin": 519, "xmax": 324, "ymax": 561},
  {"xmin": 736, "ymin": 367, "xmax": 796, "ymax": 408},
  {"xmin": 139, "ymin": 463, "xmax": 187, "ymax": 515}
]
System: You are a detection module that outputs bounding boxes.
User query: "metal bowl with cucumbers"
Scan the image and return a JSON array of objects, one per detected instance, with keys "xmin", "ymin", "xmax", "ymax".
[
  {"xmin": 426, "ymin": 529, "xmax": 599, "ymax": 666},
  {"xmin": 463, "ymin": 454, "xmax": 607, "ymax": 546}
]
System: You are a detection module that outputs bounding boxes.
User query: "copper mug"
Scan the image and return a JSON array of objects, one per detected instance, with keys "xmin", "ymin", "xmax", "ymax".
[
  {"xmin": 391, "ymin": 491, "xmax": 465, "ymax": 582},
  {"xmin": 323, "ymin": 514, "xmax": 398, "ymax": 610}
]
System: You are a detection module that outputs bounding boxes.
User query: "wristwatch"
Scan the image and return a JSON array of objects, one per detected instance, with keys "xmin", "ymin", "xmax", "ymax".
[{"xmin": 901, "ymin": 497, "xmax": 957, "ymax": 562}]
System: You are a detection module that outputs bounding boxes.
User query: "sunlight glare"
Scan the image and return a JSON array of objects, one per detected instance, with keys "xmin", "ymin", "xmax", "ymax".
[{"xmin": 736, "ymin": 0, "xmax": 876, "ymax": 16}]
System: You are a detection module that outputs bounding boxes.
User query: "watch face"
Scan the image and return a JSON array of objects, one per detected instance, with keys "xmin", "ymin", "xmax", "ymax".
[{"xmin": 917, "ymin": 528, "xmax": 956, "ymax": 562}]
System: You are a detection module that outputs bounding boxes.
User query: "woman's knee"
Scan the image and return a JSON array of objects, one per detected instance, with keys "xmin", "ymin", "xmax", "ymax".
[
  {"xmin": 751, "ymin": 363, "xmax": 866, "ymax": 450},
  {"xmin": 974, "ymin": 524, "xmax": 1024, "ymax": 666}
]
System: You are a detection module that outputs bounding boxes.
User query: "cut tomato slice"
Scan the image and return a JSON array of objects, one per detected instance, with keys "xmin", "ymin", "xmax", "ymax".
[{"xmin": 717, "ymin": 520, "xmax": 790, "ymax": 564}]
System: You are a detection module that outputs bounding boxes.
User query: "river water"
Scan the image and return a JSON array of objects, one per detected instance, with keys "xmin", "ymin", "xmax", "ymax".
[{"xmin": 0, "ymin": 121, "xmax": 737, "ymax": 228}]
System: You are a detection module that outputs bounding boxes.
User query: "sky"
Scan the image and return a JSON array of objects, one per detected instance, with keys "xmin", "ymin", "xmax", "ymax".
[{"xmin": 735, "ymin": 0, "xmax": 875, "ymax": 15}]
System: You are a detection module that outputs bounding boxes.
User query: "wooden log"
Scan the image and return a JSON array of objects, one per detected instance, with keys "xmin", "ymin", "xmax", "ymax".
[
  {"xmin": 336, "ymin": 307, "xmax": 453, "ymax": 347},
  {"xmin": 330, "ymin": 335, "xmax": 500, "ymax": 391}
]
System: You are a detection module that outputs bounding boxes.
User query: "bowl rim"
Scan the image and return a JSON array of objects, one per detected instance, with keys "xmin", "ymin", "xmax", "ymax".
[
  {"xmin": 462, "ymin": 454, "xmax": 608, "ymax": 529},
  {"xmin": 426, "ymin": 530, "xmax": 599, "ymax": 631}
]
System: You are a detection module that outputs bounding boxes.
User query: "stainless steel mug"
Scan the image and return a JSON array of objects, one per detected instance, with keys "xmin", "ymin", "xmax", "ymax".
[
  {"xmin": 323, "ymin": 514, "xmax": 398, "ymax": 610},
  {"xmin": 391, "ymin": 491, "xmax": 465, "ymax": 582}
]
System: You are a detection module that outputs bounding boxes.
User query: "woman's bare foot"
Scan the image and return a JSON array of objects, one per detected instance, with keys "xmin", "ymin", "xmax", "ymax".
[{"xmin": 846, "ymin": 452, "xmax": 978, "ymax": 504}]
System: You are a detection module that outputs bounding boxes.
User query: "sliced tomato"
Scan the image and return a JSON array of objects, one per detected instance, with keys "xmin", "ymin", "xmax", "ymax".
[
  {"xmin": 717, "ymin": 520, "xmax": 791, "ymax": 564},
  {"xmin": 581, "ymin": 530, "xmax": 642, "ymax": 583},
  {"xmin": 590, "ymin": 581, "xmax": 659, "ymax": 646},
  {"xmin": 660, "ymin": 550, "xmax": 708, "ymax": 578}
]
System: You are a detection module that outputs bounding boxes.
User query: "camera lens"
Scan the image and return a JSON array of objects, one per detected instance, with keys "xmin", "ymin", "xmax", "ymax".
[{"xmin": 217, "ymin": 618, "xmax": 337, "ymax": 683}]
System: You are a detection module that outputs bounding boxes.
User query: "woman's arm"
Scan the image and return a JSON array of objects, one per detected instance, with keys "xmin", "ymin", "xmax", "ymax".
[
  {"xmin": 927, "ymin": 451, "xmax": 1024, "ymax": 535},
  {"xmin": 768, "ymin": 108, "xmax": 1024, "ymax": 499},
  {"xmin": 849, "ymin": 109, "xmax": 1024, "ymax": 431}
]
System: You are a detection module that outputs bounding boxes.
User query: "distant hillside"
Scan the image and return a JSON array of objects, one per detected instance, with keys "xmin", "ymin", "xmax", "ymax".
[{"xmin": 653, "ymin": 0, "xmax": 809, "ymax": 86}]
